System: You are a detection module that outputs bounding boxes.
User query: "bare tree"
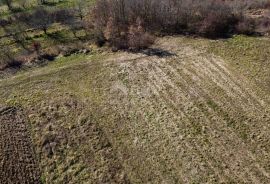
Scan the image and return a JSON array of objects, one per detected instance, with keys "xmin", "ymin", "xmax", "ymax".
[
  {"xmin": 3, "ymin": 18, "xmax": 29, "ymax": 51},
  {"xmin": 92, "ymin": 0, "xmax": 249, "ymax": 39},
  {"xmin": 14, "ymin": 7, "xmax": 55, "ymax": 34},
  {"xmin": 55, "ymin": 9, "xmax": 83, "ymax": 38},
  {"xmin": 32, "ymin": 7, "xmax": 55, "ymax": 34},
  {"xmin": 73, "ymin": 0, "xmax": 87, "ymax": 20}
]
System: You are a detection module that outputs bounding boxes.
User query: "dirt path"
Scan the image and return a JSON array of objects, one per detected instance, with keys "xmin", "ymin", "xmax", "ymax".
[
  {"xmin": 103, "ymin": 37, "xmax": 270, "ymax": 183},
  {"xmin": 0, "ymin": 107, "xmax": 41, "ymax": 184}
]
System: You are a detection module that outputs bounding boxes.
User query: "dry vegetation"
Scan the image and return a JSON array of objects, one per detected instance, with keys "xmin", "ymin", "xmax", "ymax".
[
  {"xmin": 103, "ymin": 36, "xmax": 270, "ymax": 183},
  {"xmin": 90, "ymin": 0, "xmax": 270, "ymax": 49},
  {"xmin": 1, "ymin": 0, "xmax": 270, "ymax": 72},
  {"xmin": 1, "ymin": 35, "xmax": 270, "ymax": 183},
  {"xmin": 0, "ymin": 0, "xmax": 270, "ymax": 184}
]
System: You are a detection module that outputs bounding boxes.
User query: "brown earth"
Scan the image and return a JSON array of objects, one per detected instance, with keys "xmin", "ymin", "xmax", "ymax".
[{"xmin": 0, "ymin": 106, "xmax": 41, "ymax": 184}]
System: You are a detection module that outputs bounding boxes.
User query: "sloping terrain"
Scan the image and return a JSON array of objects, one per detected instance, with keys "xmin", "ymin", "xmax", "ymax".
[
  {"xmin": 27, "ymin": 97, "xmax": 129, "ymax": 183},
  {"xmin": 102, "ymin": 37, "xmax": 270, "ymax": 183},
  {"xmin": 0, "ymin": 36, "xmax": 269, "ymax": 183}
]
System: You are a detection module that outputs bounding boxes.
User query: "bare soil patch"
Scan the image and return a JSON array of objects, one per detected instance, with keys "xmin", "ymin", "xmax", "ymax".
[{"xmin": 0, "ymin": 106, "xmax": 41, "ymax": 184}]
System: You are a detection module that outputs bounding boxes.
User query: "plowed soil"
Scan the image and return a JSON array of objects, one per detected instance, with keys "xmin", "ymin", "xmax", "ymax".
[{"xmin": 0, "ymin": 107, "xmax": 41, "ymax": 184}]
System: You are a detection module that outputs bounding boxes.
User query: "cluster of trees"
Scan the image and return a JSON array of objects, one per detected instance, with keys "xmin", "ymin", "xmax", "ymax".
[
  {"xmin": 89, "ymin": 0, "xmax": 270, "ymax": 50},
  {"xmin": 0, "ymin": 7, "xmax": 83, "ymax": 47},
  {"xmin": 1, "ymin": 0, "xmax": 270, "ymax": 70},
  {"xmin": 0, "ymin": 0, "xmax": 87, "ymax": 69},
  {"xmin": 0, "ymin": 0, "xmax": 71, "ymax": 12}
]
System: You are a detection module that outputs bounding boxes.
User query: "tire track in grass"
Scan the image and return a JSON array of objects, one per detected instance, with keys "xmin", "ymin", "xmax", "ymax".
[
  {"xmin": 156, "ymin": 58, "xmax": 270, "ymax": 183},
  {"xmin": 107, "ymin": 61, "xmax": 179, "ymax": 183},
  {"xmin": 123, "ymin": 60, "xmax": 188, "ymax": 183},
  {"xmin": 150, "ymin": 60, "xmax": 250, "ymax": 183},
  {"xmin": 208, "ymin": 56, "xmax": 266, "ymax": 109},
  {"xmin": 134, "ymin": 58, "xmax": 232, "ymax": 183},
  {"xmin": 193, "ymin": 57, "xmax": 256, "ymax": 110},
  {"xmin": 106, "ymin": 37, "xmax": 270, "ymax": 183},
  {"xmin": 180, "ymin": 56, "xmax": 270, "ymax": 178},
  {"xmin": 166, "ymin": 55, "xmax": 270, "ymax": 182},
  {"xmin": 194, "ymin": 55, "xmax": 270, "ymax": 136},
  {"xmin": 144, "ymin": 51, "xmax": 266, "ymax": 182},
  {"xmin": 118, "ymin": 55, "xmax": 261, "ymax": 183},
  {"xmin": 122, "ymin": 59, "xmax": 223, "ymax": 183}
]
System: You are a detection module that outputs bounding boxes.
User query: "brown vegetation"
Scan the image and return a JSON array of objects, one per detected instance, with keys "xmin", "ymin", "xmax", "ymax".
[
  {"xmin": 90, "ymin": 0, "xmax": 270, "ymax": 49},
  {"xmin": 1, "ymin": 0, "xmax": 270, "ymax": 71}
]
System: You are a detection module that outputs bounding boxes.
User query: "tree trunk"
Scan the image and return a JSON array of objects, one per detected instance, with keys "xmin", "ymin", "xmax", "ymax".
[
  {"xmin": 43, "ymin": 28, "xmax": 47, "ymax": 34},
  {"xmin": 6, "ymin": 1, "xmax": 13, "ymax": 11}
]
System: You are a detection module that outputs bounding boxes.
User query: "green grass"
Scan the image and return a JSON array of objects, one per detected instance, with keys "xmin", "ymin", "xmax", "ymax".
[
  {"xmin": 0, "ymin": 46, "xmax": 113, "ymax": 183},
  {"xmin": 0, "ymin": 0, "xmax": 93, "ymax": 67},
  {"xmin": 177, "ymin": 35, "xmax": 270, "ymax": 93},
  {"xmin": 0, "ymin": 0, "xmax": 96, "ymax": 17},
  {"xmin": 208, "ymin": 35, "xmax": 270, "ymax": 89}
]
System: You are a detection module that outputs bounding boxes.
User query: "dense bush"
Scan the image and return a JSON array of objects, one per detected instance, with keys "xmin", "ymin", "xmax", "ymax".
[
  {"xmin": 0, "ymin": 46, "xmax": 22, "ymax": 70},
  {"xmin": 127, "ymin": 19, "xmax": 155, "ymax": 50}
]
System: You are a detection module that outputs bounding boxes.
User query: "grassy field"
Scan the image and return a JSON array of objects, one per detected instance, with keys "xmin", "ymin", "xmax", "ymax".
[{"xmin": 0, "ymin": 35, "xmax": 269, "ymax": 183}]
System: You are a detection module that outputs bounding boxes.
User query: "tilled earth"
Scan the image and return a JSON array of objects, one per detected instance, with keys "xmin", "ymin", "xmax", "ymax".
[
  {"xmin": 0, "ymin": 36, "xmax": 269, "ymax": 183},
  {"xmin": 0, "ymin": 106, "xmax": 41, "ymax": 184}
]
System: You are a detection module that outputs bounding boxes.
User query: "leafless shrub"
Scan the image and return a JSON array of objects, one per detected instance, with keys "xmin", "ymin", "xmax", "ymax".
[
  {"xmin": 198, "ymin": 2, "xmax": 239, "ymax": 38},
  {"xmin": 91, "ymin": 0, "xmax": 251, "ymax": 44},
  {"xmin": 39, "ymin": 46, "xmax": 60, "ymax": 61},
  {"xmin": 0, "ymin": 45, "xmax": 22, "ymax": 70},
  {"xmin": 255, "ymin": 16, "xmax": 270, "ymax": 35},
  {"xmin": 236, "ymin": 17, "xmax": 256, "ymax": 35},
  {"xmin": 128, "ymin": 18, "xmax": 155, "ymax": 50},
  {"xmin": 55, "ymin": 9, "xmax": 84, "ymax": 38},
  {"xmin": 104, "ymin": 17, "xmax": 128, "ymax": 50},
  {"xmin": 32, "ymin": 41, "xmax": 41, "ymax": 54}
]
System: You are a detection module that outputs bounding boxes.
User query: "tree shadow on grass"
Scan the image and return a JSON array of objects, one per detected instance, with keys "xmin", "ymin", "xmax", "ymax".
[{"xmin": 131, "ymin": 48, "xmax": 177, "ymax": 58}]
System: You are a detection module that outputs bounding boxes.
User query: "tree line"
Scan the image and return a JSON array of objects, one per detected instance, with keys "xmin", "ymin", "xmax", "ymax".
[{"xmin": 1, "ymin": 0, "xmax": 270, "ymax": 70}]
